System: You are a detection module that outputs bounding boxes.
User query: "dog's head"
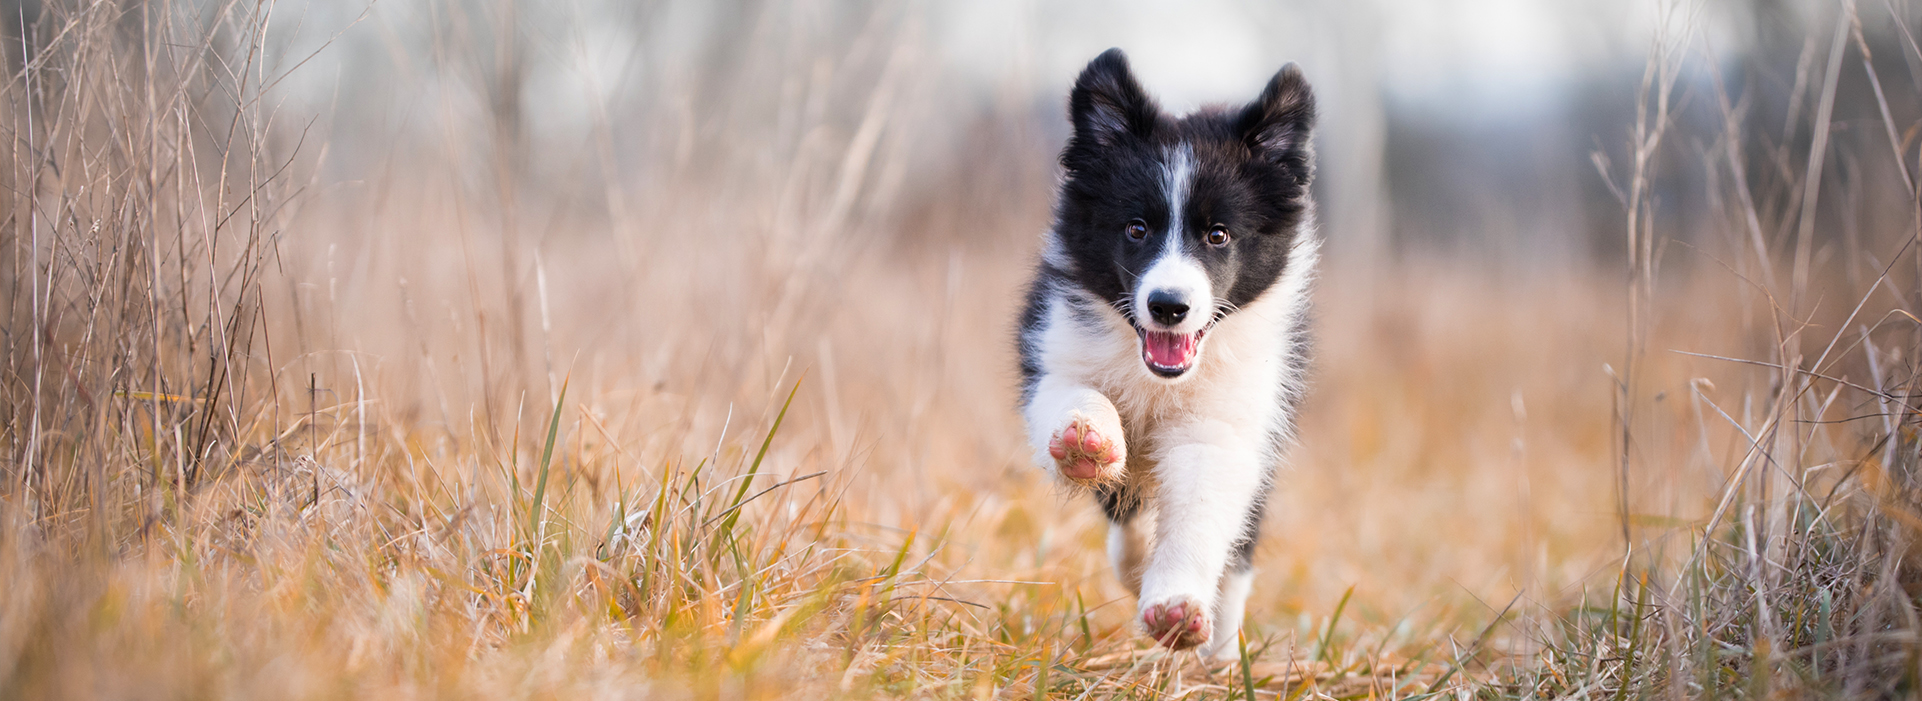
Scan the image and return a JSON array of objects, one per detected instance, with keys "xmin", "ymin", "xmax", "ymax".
[{"xmin": 1048, "ymin": 48, "xmax": 1316, "ymax": 380}]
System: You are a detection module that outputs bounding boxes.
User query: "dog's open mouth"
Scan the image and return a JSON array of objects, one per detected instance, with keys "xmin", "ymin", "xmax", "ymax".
[{"xmin": 1137, "ymin": 322, "xmax": 1215, "ymax": 378}]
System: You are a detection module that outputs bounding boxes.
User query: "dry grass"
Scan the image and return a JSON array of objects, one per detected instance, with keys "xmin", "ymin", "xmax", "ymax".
[{"xmin": 1, "ymin": 1, "xmax": 1918, "ymax": 699}]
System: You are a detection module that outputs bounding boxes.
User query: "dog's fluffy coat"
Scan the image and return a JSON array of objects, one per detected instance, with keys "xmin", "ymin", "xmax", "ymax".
[{"xmin": 1016, "ymin": 48, "xmax": 1319, "ymax": 657}]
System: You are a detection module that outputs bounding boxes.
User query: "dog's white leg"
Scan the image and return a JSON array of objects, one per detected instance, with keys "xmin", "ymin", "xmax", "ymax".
[
  {"xmin": 1200, "ymin": 567, "xmax": 1256, "ymax": 660},
  {"xmin": 1135, "ymin": 424, "xmax": 1264, "ymax": 651},
  {"xmin": 1022, "ymin": 374, "xmax": 1127, "ymax": 486}
]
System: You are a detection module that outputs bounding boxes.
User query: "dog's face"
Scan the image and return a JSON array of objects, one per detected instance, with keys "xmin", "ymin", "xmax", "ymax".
[{"xmin": 1049, "ymin": 49, "xmax": 1316, "ymax": 380}]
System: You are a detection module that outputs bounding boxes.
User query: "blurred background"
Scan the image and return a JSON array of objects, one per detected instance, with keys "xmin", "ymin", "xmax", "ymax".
[
  {"xmin": 247, "ymin": 0, "xmax": 1918, "ymax": 570},
  {"xmin": 263, "ymin": 0, "xmax": 1916, "ymax": 271},
  {"xmin": 3, "ymin": 0, "xmax": 1920, "ymax": 696},
  {"xmin": 261, "ymin": 0, "xmax": 1922, "ymax": 623}
]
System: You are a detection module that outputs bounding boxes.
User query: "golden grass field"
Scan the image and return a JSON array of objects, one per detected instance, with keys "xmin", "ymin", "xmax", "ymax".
[{"xmin": 2, "ymin": 1, "xmax": 1919, "ymax": 698}]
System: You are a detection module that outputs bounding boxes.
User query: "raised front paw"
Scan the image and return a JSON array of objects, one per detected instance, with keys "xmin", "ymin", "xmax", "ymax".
[
  {"xmin": 1047, "ymin": 416, "xmax": 1125, "ymax": 484},
  {"xmin": 1140, "ymin": 594, "xmax": 1211, "ymax": 651}
]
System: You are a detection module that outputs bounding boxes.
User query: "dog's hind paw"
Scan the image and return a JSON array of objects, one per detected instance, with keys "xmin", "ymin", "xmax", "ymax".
[
  {"xmin": 1140, "ymin": 595, "xmax": 1211, "ymax": 650},
  {"xmin": 1047, "ymin": 416, "xmax": 1124, "ymax": 484}
]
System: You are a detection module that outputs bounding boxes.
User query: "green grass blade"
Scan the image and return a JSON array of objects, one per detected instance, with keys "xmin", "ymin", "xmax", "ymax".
[
  {"xmin": 1032, "ymin": 644, "xmax": 1051, "ymax": 701},
  {"xmin": 1611, "ymin": 572, "xmax": 1650, "ymax": 701},
  {"xmin": 718, "ymin": 375, "xmax": 805, "ymax": 537},
  {"xmin": 528, "ymin": 379, "xmax": 569, "ymax": 548},
  {"xmin": 1239, "ymin": 629, "xmax": 1258, "ymax": 701},
  {"xmin": 1314, "ymin": 584, "xmax": 1354, "ymax": 663}
]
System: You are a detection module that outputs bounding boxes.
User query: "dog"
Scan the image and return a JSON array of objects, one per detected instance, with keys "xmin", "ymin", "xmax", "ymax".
[{"xmin": 1016, "ymin": 48, "xmax": 1318, "ymax": 658}]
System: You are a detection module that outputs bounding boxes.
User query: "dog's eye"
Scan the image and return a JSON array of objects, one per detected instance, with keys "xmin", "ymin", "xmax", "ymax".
[
  {"xmin": 1206, "ymin": 226, "xmax": 1231, "ymax": 247},
  {"xmin": 1125, "ymin": 220, "xmax": 1148, "ymax": 240}
]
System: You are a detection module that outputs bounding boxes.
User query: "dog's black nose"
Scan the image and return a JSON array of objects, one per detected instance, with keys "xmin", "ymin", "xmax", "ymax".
[{"xmin": 1146, "ymin": 290, "xmax": 1189, "ymax": 326}]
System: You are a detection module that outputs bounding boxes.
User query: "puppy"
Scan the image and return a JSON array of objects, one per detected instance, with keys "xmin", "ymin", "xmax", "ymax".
[{"xmin": 1017, "ymin": 48, "xmax": 1318, "ymax": 658}]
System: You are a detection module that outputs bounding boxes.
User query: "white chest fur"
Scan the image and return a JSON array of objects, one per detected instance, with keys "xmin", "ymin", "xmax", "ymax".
[{"xmin": 1033, "ymin": 232, "xmax": 1318, "ymax": 463}]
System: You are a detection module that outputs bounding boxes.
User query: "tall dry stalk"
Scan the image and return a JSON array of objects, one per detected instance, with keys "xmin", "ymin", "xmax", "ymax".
[
  {"xmin": 0, "ymin": 1, "xmax": 294, "ymax": 534},
  {"xmin": 1533, "ymin": 2, "xmax": 1922, "ymax": 697}
]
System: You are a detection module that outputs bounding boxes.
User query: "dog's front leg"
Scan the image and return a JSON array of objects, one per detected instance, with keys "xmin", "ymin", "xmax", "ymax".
[
  {"xmin": 1022, "ymin": 374, "xmax": 1127, "ymax": 487},
  {"xmin": 1137, "ymin": 422, "xmax": 1265, "ymax": 652}
]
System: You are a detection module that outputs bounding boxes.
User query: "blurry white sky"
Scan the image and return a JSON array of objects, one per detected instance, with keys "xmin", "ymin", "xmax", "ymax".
[
  {"xmin": 275, "ymin": 0, "xmax": 1765, "ymax": 132},
  {"xmin": 931, "ymin": 0, "xmax": 1713, "ymax": 119},
  {"xmin": 262, "ymin": 0, "xmax": 1782, "ymax": 264}
]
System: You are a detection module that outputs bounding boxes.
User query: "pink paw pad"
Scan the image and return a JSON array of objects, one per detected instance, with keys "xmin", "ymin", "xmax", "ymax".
[
  {"xmin": 1142, "ymin": 598, "xmax": 1210, "ymax": 650},
  {"xmin": 1047, "ymin": 418, "xmax": 1122, "ymax": 482}
]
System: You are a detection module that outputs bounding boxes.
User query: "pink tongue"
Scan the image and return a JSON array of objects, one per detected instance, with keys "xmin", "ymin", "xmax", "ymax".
[{"xmin": 1145, "ymin": 331, "xmax": 1198, "ymax": 368}]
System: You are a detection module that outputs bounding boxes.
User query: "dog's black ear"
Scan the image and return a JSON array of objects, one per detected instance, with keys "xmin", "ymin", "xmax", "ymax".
[
  {"xmin": 1238, "ymin": 63, "xmax": 1315, "ymax": 179},
  {"xmin": 1068, "ymin": 48, "xmax": 1157, "ymax": 150}
]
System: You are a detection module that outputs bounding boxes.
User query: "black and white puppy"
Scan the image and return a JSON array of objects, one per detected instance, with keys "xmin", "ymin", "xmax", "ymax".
[{"xmin": 1017, "ymin": 48, "xmax": 1318, "ymax": 657}]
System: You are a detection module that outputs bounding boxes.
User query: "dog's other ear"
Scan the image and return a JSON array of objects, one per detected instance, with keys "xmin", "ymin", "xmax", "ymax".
[
  {"xmin": 1239, "ymin": 63, "xmax": 1316, "ymax": 180},
  {"xmin": 1068, "ymin": 48, "xmax": 1157, "ymax": 151}
]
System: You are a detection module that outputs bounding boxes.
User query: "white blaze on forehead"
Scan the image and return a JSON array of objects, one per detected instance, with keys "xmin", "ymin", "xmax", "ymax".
[
  {"xmin": 1162, "ymin": 142, "xmax": 1195, "ymax": 236},
  {"xmin": 1133, "ymin": 143, "xmax": 1211, "ymax": 333}
]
